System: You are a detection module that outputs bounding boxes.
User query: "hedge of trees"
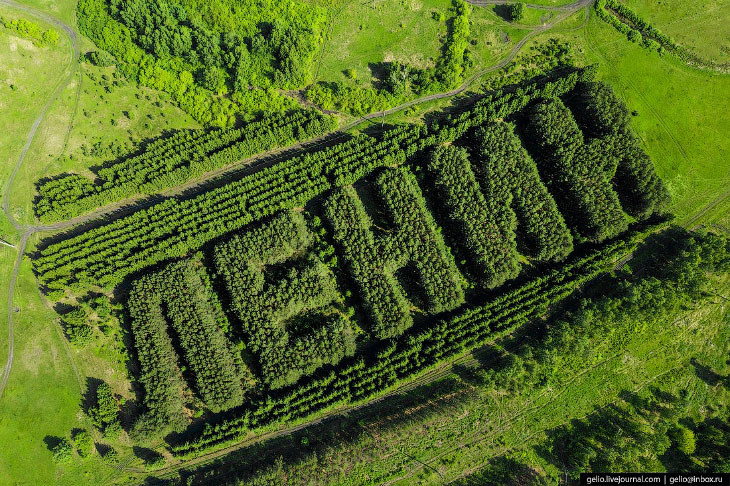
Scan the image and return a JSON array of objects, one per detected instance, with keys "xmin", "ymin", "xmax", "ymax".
[
  {"xmin": 170, "ymin": 223, "xmax": 663, "ymax": 457},
  {"xmin": 474, "ymin": 122, "xmax": 573, "ymax": 261},
  {"xmin": 214, "ymin": 211, "xmax": 355, "ymax": 389},
  {"xmin": 570, "ymin": 81, "xmax": 670, "ymax": 220},
  {"xmin": 35, "ymin": 70, "xmax": 590, "ymax": 292},
  {"xmin": 128, "ymin": 259, "xmax": 248, "ymax": 439},
  {"xmin": 525, "ymin": 97, "xmax": 629, "ymax": 242},
  {"xmin": 594, "ymin": 0, "xmax": 730, "ymax": 74},
  {"xmin": 324, "ymin": 167, "xmax": 464, "ymax": 339},
  {"xmin": 35, "ymin": 110, "xmax": 336, "ymax": 222},
  {"xmin": 426, "ymin": 145, "xmax": 520, "ymax": 287}
]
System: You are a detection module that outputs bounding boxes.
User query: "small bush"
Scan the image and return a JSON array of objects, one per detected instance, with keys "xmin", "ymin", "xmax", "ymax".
[
  {"xmin": 86, "ymin": 50, "xmax": 115, "ymax": 67},
  {"xmin": 671, "ymin": 426, "xmax": 696, "ymax": 455},
  {"xmin": 62, "ymin": 307, "xmax": 91, "ymax": 344},
  {"xmin": 72, "ymin": 429, "xmax": 93, "ymax": 458},
  {"xmin": 51, "ymin": 438, "xmax": 73, "ymax": 464},
  {"xmin": 138, "ymin": 449, "xmax": 166, "ymax": 470},
  {"xmin": 100, "ymin": 446, "xmax": 119, "ymax": 465},
  {"xmin": 628, "ymin": 29, "xmax": 642, "ymax": 43},
  {"xmin": 103, "ymin": 421, "xmax": 122, "ymax": 439},
  {"xmin": 509, "ymin": 3, "xmax": 524, "ymax": 22},
  {"xmin": 344, "ymin": 68, "xmax": 357, "ymax": 80}
]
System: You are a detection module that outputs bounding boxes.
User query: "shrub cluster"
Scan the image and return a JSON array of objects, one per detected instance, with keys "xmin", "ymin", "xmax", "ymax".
[
  {"xmin": 214, "ymin": 211, "xmax": 355, "ymax": 389},
  {"xmin": 61, "ymin": 306, "xmax": 93, "ymax": 346},
  {"xmin": 0, "ymin": 15, "xmax": 59, "ymax": 47},
  {"xmin": 128, "ymin": 259, "xmax": 247, "ymax": 439},
  {"xmin": 324, "ymin": 167, "xmax": 464, "ymax": 339}
]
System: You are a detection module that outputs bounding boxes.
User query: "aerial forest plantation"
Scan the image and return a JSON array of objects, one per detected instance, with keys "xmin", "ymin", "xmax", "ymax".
[{"xmin": 0, "ymin": 0, "xmax": 729, "ymax": 484}]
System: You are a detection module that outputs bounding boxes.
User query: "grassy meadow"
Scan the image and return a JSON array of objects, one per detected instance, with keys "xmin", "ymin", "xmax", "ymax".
[
  {"xmin": 6, "ymin": 52, "xmax": 199, "ymax": 226},
  {"xmin": 622, "ymin": 0, "xmax": 730, "ymax": 63},
  {"xmin": 0, "ymin": 5, "xmax": 70, "ymax": 241}
]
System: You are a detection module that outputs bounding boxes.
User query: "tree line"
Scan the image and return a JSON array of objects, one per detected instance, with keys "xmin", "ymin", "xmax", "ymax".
[
  {"xmin": 35, "ymin": 109, "xmax": 335, "ymax": 222},
  {"xmin": 170, "ymin": 223, "xmax": 666, "ymax": 457},
  {"xmin": 594, "ymin": 0, "xmax": 730, "ymax": 73}
]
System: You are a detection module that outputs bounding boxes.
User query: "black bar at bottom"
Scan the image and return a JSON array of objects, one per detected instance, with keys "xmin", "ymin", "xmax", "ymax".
[{"xmin": 580, "ymin": 473, "xmax": 730, "ymax": 485}]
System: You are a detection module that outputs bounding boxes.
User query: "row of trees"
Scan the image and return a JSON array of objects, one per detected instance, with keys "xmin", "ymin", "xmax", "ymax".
[
  {"xmin": 35, "ymin": 125, "xmax": 418, "ymax": 291},
  {"xmin": 427, "ymin": 145, "xmax": 520, "ymax": 287},
  {"xmin": 214, "ymin": 211, "xmax": 355, "ymax": 389},
  {"xmin": 170, "ymin": 223, "xmax": 661, "ymax": 457},
  {"xmin": 526, "ymin": 97, "xmax": 629, "ymax": 242},
  {"xmin": 34, "ymin": 70, "xmax": 588, "ymax": 292},
  {"xmin": 594, "ymin": 0, "xmax": 730, "ymax": 73},
  {"xmin": 324, "ymin": 167, "xmax": 464, "ymax": 339},
  {"xmin": 35, "ymin": 109, "xmax": 335, "ymax": 222},
  {"xmin": 474, "ymin": 122, "xmax": 573, "ymax": 261},
  {"xmin": 127, "ymin": 259, "xmax": 248, "ymax": 440}
]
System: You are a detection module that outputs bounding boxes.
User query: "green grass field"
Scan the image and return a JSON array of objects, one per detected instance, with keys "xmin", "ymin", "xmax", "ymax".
[
  {"xmin": 316, "ymin": 0, "xmax": 529, "ymax": 88},
  {"xmin": 583, "ymin": 11, "xmax": 730, "ymax": 223},
  {"xmin": 6, "ymin": 54, "xmax": 199, "ymax": 226},
  {"xmin": 0, "ymin": 254, "xmax": 113, "ymax": 486},
  {"xmin": 622, "ymin": 0, "xmax": 730, "ymax": 63},
  {"xmin": 0, "ymin": 6, "xmax": 70, "ymax": 240}
]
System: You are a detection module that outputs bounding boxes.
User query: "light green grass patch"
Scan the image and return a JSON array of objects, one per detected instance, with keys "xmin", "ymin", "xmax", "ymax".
[
  {"xmin": 0, "ymin": 256, "xmax": 111, "ymax": 486},
  {"xmin": 582, "ymin": 14, "xmax": 730, "ymax": 222},
  {"xmin": 7, "ymin": 55, "xmax": 199, "ymax": 226},
  {"xmin": 621, "ymin": 0, "xmax": 730, "ymax": 63},
  {"xmin": 317, "ymin": 0, "xmax": 449, "ymax": 84},
  {"xmin": 0, "ymin": 7, "xmax": 70, "ymax": 239}
]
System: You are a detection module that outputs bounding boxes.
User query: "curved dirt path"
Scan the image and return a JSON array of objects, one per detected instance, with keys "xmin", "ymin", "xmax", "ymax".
[
  {"xmin": 0, "ymin": 0, "xmax": 78, "ymax": 400},
  {"xmin": 0, "ymin": 0, "xmax": 79, "ymax": 232},
  {"xmin": 468, "ymin": 0, "xmax": 587, "ymax": 10}
]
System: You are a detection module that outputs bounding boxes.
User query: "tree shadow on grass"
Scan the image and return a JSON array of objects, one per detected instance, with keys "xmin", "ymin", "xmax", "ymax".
[{"xmin": 43, "ymin": 435, "xmax": 64, "ymax": 452}]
